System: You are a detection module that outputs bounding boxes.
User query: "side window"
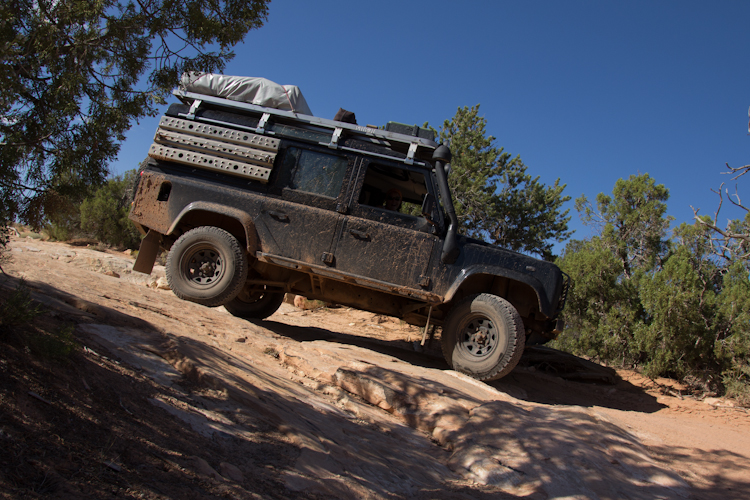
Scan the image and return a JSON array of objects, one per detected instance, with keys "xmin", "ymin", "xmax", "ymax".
[
  {"xmin": 281, "ymin": 147, "xmax": 348, "ymax": 198},
  {"xmin": 358, "ymin": 163, "xmax": 429, "ymax": 215},
  {"xmin": 354, "ymin": 162, "xmax": 438, "ymax": 232}
]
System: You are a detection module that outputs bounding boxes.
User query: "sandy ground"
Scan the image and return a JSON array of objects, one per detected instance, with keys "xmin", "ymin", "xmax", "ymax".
[{"xmin": 1, "ymin": 235, "xmax": 749, "ymax": 499}]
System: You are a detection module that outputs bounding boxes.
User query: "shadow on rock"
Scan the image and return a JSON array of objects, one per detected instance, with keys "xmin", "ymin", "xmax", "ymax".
[
  {"xmin": 252, "ymin": 317, "xmax": 666, "ymax": 414},
  {"xmin": 253, "ymin": 317, "xmax": 450, "ymax": 370}
]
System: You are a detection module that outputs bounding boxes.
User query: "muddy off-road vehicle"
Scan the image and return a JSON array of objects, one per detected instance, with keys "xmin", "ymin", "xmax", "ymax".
[{"xmin": 129, "ymin": 75, "xmax": 569, "ymax": 381}]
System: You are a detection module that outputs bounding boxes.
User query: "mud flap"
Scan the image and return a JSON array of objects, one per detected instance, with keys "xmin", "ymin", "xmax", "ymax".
[{"xmin": 133, "ymin": 230, "xmax": 161, "ymax": 274}]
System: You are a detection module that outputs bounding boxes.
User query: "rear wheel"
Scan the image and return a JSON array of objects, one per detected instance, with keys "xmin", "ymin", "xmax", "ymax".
[
  {"xmin": 441, "ymin": 293, "xmax": 525, "ymax": 381},
  {"xmin": 166, "ymin": 226, "xmax": 247, "ymax": 307},
  {"xmin": 224, "ymin": 280, "xmax": 285, "ymax": 320}
]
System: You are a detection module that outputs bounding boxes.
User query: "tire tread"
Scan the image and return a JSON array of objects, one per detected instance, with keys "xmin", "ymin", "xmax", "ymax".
[
  {"xmin": 166, "ymin": 226, "xmax": 247, "ymax": 307},
  {"xmin": 441, "ymin": 293, "xmax": 525, "ymax": 381}
]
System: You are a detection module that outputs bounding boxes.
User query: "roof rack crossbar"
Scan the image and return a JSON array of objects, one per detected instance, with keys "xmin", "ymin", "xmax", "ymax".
[{"xmin": 173, "ymin": 90, "xmax": 439, "ymax": 153}]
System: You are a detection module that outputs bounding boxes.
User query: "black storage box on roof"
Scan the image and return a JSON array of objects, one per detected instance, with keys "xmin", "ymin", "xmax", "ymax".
[{"xmin": 385, "ymin": 122, "xmax": 435, "ymax": 141}]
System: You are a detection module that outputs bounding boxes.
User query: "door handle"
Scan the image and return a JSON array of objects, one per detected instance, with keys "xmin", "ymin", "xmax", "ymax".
[
  {"xmin": 268, "ymin": 210, "xmax": 289, "ymax": 222},
  {"xmin": 349, "ymin": 228, "xmax": 370, "ymax": 241}
]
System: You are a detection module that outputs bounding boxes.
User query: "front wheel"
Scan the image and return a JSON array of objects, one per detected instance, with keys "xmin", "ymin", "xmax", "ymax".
[
  {"xmin": 166, "ymin": 226, "xmax": 248, "ymax": 307},
  {"xmin": 441, "ymin": 293, "xmax": 525, "ymax": 381}
]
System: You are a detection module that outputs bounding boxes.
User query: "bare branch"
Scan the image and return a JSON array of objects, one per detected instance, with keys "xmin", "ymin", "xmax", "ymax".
[
  {"xmin": 694, "ymin": 216, "xmax": 750, "ymax": 244},
  {"xmin": 725, "ymin": 184, "xmax": 749, "ymax": 213},
  {"xmin": 724, "ymin": 162, "xmax": 750, "ymax": 181}
]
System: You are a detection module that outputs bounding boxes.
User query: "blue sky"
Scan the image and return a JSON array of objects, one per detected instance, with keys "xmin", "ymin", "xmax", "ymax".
[{"xmin": 112, "ymin": 0, "xmax": 750, "ymax": 250}]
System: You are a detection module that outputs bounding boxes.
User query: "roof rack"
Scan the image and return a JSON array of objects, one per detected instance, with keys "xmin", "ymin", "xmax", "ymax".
[{"xmin": 173, "ymin": 90, "xmax": 439, "ymax": 165}]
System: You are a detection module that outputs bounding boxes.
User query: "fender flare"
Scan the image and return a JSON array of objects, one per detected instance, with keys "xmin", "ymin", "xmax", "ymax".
[
  {"xmin": 132, "ymin": 202, "xmax": 260, "ymax": 276},
  {"xmin": 443, "ymin": 264, "xmax": 553, "ymax": 317},
  {"xmin": 168, "ymin": 201, "xmax": 260, "ymax": 254}
]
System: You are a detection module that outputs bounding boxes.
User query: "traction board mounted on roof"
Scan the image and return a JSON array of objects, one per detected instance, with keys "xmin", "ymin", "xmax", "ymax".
[{"xmin": 148, "ymin": 117, "xmax": 279, "ymax": 183}]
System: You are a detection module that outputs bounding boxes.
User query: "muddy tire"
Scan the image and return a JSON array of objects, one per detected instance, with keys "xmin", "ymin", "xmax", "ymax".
[
  {"xmin": 166, "ymin": 227, "xmax": 247, "ymax": 307},
  {"xmin": 441, "ymin": 293, "xmax": 525, "ymax": 381},
  {"xmin": 224, "ymin": 281, "xmax": 284, "ymax": 320}
]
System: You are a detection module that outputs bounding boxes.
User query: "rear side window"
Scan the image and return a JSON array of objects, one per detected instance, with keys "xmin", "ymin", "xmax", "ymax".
[
  {"xmin": 359, "ymin": 163, "xmax": 429, "ymax": 215},
  {"xmin": 281, "ymin": 147, "xmax": 348, "ymax": 198}
]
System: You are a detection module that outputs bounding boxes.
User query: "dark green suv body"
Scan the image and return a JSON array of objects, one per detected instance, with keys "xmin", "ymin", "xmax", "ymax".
[{"xmin": 129, "ymin": 90, "xmax": 568, "ymax": 381}]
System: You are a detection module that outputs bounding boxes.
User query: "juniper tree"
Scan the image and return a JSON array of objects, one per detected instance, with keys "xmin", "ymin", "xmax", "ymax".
[
  {"xmin": 0, "ymin": 0, "xmax": 269, "ymax": 228},
  {"xmin": 437, "ymin": 105, "xmax": 571, "ymax": 260}
]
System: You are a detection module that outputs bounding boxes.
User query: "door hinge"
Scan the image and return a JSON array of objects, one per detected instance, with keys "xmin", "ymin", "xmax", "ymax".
[{"xmin": 321, "ymin": 252, "xmax": 335, "ymax": 266}]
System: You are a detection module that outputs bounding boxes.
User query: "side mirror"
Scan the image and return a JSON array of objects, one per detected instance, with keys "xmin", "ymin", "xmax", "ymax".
[{"xmin": 421, "ymin": 193, "xmax": 436, "ymax": 225}]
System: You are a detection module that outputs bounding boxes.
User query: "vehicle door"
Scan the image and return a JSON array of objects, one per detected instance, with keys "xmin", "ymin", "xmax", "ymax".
[
  {"xmin": 332, "ymin": 159, "xmax": 441, "ymax": 289},
  {"xmin": 256, "ymin": 145, "xmax": 352, "ymax": 266}
]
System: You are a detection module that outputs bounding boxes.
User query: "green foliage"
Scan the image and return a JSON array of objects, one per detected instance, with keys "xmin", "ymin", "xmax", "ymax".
[
  {"xmin": 0, "ymin": 280, "xmax": 42, "ymax": 336},
  {"xmin": 1, "ymin": 280, "xmax": 77, "ymax": 360},
  {"xmin": 80, "ymin": 170, "xmax": 141, "ymax": 249},
  {"xmin": 437, "ymin": 105, "xmax": 571, "ymax": 260},
  {"xmin": 556, "ymin": 174, "xmax": 750, "ymax": 400},
  {"xmin": 554, "ymin": 237, "xmax": 644, "ymax": 364},
  {"xmin": 0, "ymin": 0, "xmax": 270, "ymax": 228},
  {"xmin": 636, "ymin": 243, "xmax": 718, "ymax": 379},
  {"xmin": 44, "ymin": 186, "xmax": 90, "ymax": 241},
  {"xmin": 715, "ymin": 259, "xmax": 750, "ymax": 403},
  {"xmin": 576, "ymin": 174, "xmax": 672, "ymax": 277},
  {"xmin": 26, "ymin": 323, "xmax": 78, "ymax": 361},
  {"xmin": 0, "ymin": 224, "xmax": 9, "ymax": 270}
]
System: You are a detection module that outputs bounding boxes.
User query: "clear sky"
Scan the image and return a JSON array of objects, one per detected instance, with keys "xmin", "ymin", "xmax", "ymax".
[{"xmin": 112, "ymin": 0, "xmax": 750, "ymax": 251}]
